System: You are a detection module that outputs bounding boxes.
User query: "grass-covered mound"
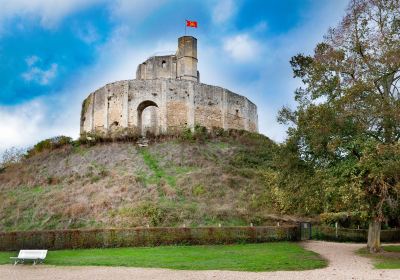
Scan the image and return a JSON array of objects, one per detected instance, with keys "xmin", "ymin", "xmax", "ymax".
[
  {"xmin": 0, "ymin": 130, "xmax": 283, "ymax": 231},
  {"xmin": 0, "ymin": 242, "xmax": 327, "ymax": 271}
]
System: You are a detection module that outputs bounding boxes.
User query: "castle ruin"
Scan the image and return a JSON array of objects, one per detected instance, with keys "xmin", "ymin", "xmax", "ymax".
[{"xmin": 80, "ymin": 36, "xmax": 258, "ymax": 136}]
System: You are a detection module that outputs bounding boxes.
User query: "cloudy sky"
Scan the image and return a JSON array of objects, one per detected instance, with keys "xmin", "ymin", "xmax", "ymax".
[{"xmin": 0, "ymin": 0, "xmax": 349, "ymax": 153}]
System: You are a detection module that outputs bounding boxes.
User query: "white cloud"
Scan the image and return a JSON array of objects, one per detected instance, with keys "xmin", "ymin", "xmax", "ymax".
[
  {"xmin": 75, "ymin": 23, "xmax": 100, "ymax": 44},
  {"xmin": 212, "ymin": 0, "xmax": 236, "ymax": 24},
  {"xmin": 22, "ymin": 57, "xmax": 58, "ymax": 85},
  {"xmin": 109, "ymin": 0, "xmax": 166, "ymax": 22},
  {"xmin": 223, "ymin": 34, "xmax": 260, "ymax": 62},
  {"xmin": 0, "ymin": 97, "xmax": 79, "ymax": 155},
  {"xmin": 0, "ymin": 100, "xmax": 45, "ymax": 152},
  {"xmin": 25, "ymin": 55, "xmax": 39, "ymax": 66},
  {"xmin": 0, "ymin": 0, "xmax": 103, "ymax": 29},
  {"xmin": 0, "ymin": 0, "xmax": 167, "ymax": 32},
  {"xmin": 253, "ymin": 21, "xmax": 267, "ymax": 33}
]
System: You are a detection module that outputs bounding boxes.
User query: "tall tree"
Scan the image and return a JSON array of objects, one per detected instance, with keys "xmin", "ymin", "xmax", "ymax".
[{"xmin": 279, "ymin": 0, "xmax": 400, "ymax": 253}]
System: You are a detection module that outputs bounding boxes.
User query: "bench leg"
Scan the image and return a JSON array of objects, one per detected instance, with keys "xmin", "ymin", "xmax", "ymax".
[{"xmin": 13, "ymin": 260, "xmax": 18, "ymax": 266}]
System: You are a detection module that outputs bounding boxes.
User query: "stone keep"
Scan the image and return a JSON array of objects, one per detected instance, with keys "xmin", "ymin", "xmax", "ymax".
[{"xmin": 80, "ymin": 36, "xmax": 258, "ymax": 136}]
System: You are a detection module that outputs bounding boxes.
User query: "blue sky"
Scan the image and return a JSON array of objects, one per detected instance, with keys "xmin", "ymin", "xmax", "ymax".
[{"xmin": 0, "ymin": 0, "xmax": 349, "ymax": 152}]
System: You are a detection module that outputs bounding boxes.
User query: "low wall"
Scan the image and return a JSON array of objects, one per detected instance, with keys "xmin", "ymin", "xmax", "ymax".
[
  {"xmin": 0, "ymin": 226, "xmax": 298, "ymax": 251},
  {"xmin": 313, "ymin": 226, "xmax": 400, "ymax": 242}
]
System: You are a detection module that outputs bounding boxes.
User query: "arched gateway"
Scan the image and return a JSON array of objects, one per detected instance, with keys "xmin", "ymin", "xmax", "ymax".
[{"xmin": 137, "ymin": 100, "xmax": 159, "ymax": 136}]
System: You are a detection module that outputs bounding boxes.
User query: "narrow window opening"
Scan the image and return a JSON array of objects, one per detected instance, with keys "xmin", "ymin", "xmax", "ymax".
[{"xmin": 162, "ymin": 60, "xmax": 167, "ymax": 68}]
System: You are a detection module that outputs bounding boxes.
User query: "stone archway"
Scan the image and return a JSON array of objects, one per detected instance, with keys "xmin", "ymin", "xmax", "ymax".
[{"xmin": 137, "ymin": 100, "xmax": 160, "ymax": 136}]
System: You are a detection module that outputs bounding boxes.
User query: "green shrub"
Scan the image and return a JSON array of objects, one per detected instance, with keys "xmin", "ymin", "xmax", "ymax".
[
  {"xmin": 122, "ymin": 202, "xmax": 165, "ymax": 226},
  {"xmin": 27, "ymin": 136, "xmax": 72, "ymax": 157},
  {"xmin": 319, "ymin": 211, "xmax": 369, "ymax": 228},
  {"xmin": 0, "ymin": 226, "xmax": 299, "ymax": 251},
  {"xmin": 209, "ymin": 127, "xmax": 228, "ymax": 138},
  {"xmin": 178, "ymin": 124, "xmax": 209, "ymax": 143},
  {"xmin": 193, "ymin": 124, "xmax": 208, "ymax": 143},
  {"xmin": 180, "ymin": 127, "xmax": 194, "ymax": 142},
  {"xmin": 312, "ymin": 226, "xmax": 367, "ymax": 242},
  {"xmin": 79, "ymin": 128, "xmax": 141, "ymax": 145},
  {"xmin": 192, "ymin": 184, "xmax": 206, "ymax": 196}
]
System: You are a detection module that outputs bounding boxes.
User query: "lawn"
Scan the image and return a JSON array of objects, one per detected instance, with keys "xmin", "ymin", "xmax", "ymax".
[
  {"xmin": 0, "ymin": 242, "xmax": 327, "ymax": 271},
  {"xmin": 358, "ymin": 245, "xmax": 400, "ymax": 269}
]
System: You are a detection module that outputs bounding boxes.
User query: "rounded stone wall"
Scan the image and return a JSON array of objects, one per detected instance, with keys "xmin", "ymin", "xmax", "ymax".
[{"xmin": 80, "ymin": 78, "xmax": 258, "ymax": 136}]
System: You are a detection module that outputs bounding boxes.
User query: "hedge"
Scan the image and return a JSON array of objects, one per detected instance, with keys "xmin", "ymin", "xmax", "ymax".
[
  {"xmin": 0, "ymin": 226, "xmax": 298, "ymax": 251},
  {"xmin": 312, "ymin": 226, "xmax": 400, "ymax": 242}
]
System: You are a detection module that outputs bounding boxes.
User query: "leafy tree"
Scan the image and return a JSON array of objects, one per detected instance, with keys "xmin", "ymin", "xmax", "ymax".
[{"xmin": 279, "ymin": 0, "xmax": 400, "ymax": 253}]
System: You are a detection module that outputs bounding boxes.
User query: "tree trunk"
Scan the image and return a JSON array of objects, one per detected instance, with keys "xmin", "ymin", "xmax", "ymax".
[{"xmin": 367, "ymin": 219, "xmax": 381, "ymax": 253}]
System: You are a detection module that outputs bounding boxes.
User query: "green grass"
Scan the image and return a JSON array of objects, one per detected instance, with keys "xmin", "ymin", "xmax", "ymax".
[
  {"xmin": 383, "ymin": 246, "xmax": 400, "ymax": 253},
  {"xmin": 0, "ymin": 252, "xmax": 14, "ymax": 264},
  {"xmin": 139, "ymin": 148, "xmax": 176, "ymax": 187},
  {"xmin": 358, "ymin": 245, "xmax": 400, "ymax": 269},
  {"xmin": 0, "ymin": 242, "xmax": 326, "ymax": 271},
  {"xmin": 2, "ymin": 185, "xmax": 54, "ymax": 231},
  {"xmin": 209, "ymin": 141, "xmax": 230, "ymax": 149}
]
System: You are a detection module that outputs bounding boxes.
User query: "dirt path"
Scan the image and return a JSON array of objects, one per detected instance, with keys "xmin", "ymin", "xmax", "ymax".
[{"xmin": 1, "ymin": 241, "xmax": 399, "ymax": 280}]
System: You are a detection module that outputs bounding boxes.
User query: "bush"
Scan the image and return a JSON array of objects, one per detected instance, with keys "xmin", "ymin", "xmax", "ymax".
[
  {"xmin": 319, "ymin": 211, "xmax": 369, "ymax": 228},
  {"xmin": 79, "ymin": 128, "xmax": 141, "ymax": 145},
  {"xmin": 0, "ymin": 226, "xmax": 299, "ymax": 251},
  {"xmin": 312, "ymin": 226, "xmax": 367, "ymax": 242},
  {"xmin": 193, "ymin": 124, "xmax": 208, "ymax": 143},
  {"xmin": 178, "ymin": 124, "xmax": 209, "ymax": 143},
  {"xmin": 26, "ymin": 136, "xmax": 72, "ymax": 157},
  {"xmin": 0, "ymin": 147, "xmax": 25, "ymax": 169},
  {"xmin": 180, "ymin": 127, "xmax": 195, "ymax": 142},
  {"xmin": 209, "ymin": 127, "xmax": 228, "ymax": 138},
  {"xmin": 192, "ymin": 184, "xmax": 206, "ymax": 196},
  {"xmin": 135, "ymin": 202, "xmax": 164, "ymax": 226}
]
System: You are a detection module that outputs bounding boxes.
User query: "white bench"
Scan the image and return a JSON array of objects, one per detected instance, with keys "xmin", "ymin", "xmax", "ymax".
[{"xmin": 10, "ymin": 250, "xmax": 48, "ymax": 265}]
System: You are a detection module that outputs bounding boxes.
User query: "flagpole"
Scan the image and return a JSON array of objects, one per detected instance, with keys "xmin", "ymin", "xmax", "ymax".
[{"xmin": 185, "ymin": 19, "xmax": 187, "ymax": 36}]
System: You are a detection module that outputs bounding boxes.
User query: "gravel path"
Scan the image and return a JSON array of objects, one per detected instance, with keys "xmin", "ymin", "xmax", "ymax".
[{"xmin": 1, "ymin": 241, "xmax": 399, "ymax": 280}]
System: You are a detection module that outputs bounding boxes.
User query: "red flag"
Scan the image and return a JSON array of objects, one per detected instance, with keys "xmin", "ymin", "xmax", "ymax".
[{"xmin": 186, "ymin": 20, "xmax": 198, "ymax": 28}]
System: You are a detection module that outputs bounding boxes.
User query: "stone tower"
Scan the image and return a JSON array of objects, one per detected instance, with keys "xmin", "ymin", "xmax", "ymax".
[{"xmin": 176, "ymin": 36, "xmax": 198, "ymax": 82}]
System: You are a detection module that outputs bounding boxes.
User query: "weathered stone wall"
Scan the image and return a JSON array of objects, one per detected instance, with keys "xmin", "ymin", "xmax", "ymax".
[
  {"xmin": 135, "ymin": 36, "xmax": 199, "ymax": 82},
  {"xmin": 176, "ymin": 36, "xmax": 198, "ymax": 82},
  {"xmin": 136, "ymin": 55, "xmax": 177, "ymax": 80},
  {"xmin": 80, "ymin": 79, "xmax": 258, "ymax": 136}
]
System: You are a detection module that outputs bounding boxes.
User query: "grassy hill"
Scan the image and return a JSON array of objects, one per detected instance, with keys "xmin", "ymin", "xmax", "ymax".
[{"xmin": 0, "ymin": 131, "xmax": 280, "ymax": 232}]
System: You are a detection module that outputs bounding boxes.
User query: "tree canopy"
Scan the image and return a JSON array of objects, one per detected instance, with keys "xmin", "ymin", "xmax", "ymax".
[{"xmin": 275, "ymin": 0, "xmax": 400, "ymax": 252}]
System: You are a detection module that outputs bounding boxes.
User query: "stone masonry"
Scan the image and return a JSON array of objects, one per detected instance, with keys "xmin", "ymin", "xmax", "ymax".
[{"xmin": 80, "ymin": 36, "xmax": 258, "ymax": 136}]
